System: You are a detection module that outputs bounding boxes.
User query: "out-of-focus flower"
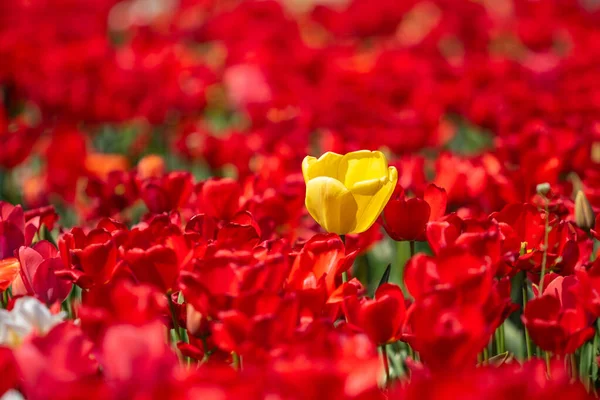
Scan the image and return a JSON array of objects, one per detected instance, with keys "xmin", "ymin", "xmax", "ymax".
[
  {"xmin": 0, "ymin": 116, "xmax": 41, "ymax": 169},
  {"xmin": 224, "ymin": 64, "xmax": 272, "ymax": 109},
  {"xmin": 137, "ymin": 154, "xmax": 165, "ymax": 179},
  {"xmin": 78, "ymin": 279, "xmax": 167, "ymax": 343},
  {"xmin": 302, "ymin": 150, "xmax": 397, "ymax": 234},
  {"xmin": 13, "ymin": 322, "xmax": 104, "ymax": 399},
  {"xmin": 0, "ymin": 258, "xmax": 19, "ymax": 292},
  {"xmin": 0, "ymin": 297, "xmax": 65, "ymax": 347},
  {"xmin": 389, "ymin": 359, "xmax": 590, "ymax": 399},
  {"xmin": 405, "ymin": 291, "xmax": 492, "ymax": 372},
  {"xmin": 85, "ymin": 153, "xmax": 128, "ymax": 181},
  {"xmin": 101, "ymin": 322, "xmax": 180, "ymax": 399},
  {"xmin": 139, "ymin": 171, "xmax": 194, "ymax": 214},
  {"xmin": 108, "ymin": 0, "xmax": 178, "ymax": 31},
  {"xmin": 0, "ymin": 390, "xmax": 24, "ymax": 400},
  {"xmin": 0, "ymin": 347, "xmax": 18, "ymax": 398},
  {"xmin": 195, "ymin": 178, "xmax": 242, "ymax": 221},
  {"xmin": 44, "ymin": 125, "xmax": 87, "ymax": 203}
]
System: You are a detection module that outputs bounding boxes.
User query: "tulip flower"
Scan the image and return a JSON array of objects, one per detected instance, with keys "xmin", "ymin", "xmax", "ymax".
[
  {"xmin": 302, "ymin": 150, "xmax": 398, "ymax": 235},
  {"xmin": 0, "ymin": 258, "xmax": 19, "ymax": 292},
  {"xmin": 343, "ymin": 283, "xmax": 406, "ymax": 345},
  {"xmin": 0, "ymin": 297, "xmax": 65, "ymax": 347},
  {"xmin": 382, "ymin": 183, "xmax": 447, "ymax": 242},
  {"xmin": 12, "ymin": 241, "xmax": 72, "ymax": 305},
  {"xmin": 522, "ymin": 275, "xmax": 595, "ymax": 355}
]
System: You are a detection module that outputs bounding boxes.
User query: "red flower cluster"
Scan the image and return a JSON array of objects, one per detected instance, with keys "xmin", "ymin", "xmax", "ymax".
[{"xmin": 1, "ymin": 0, "xmax": 600, "ymax": 398}]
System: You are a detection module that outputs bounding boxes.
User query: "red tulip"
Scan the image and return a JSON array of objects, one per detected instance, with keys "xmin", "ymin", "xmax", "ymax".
[
  {"xmin": 404, "ymin": 246, "xmax": 493, "ymax": 305},
  {"xmin": 45, "ymin": 125, "xmax": 87, "ymax": 203},
  {"xmin": 0, "ymin": 116, "xmax": 41, "ymax": 169},
  {"xmin": 523, "ymin": 275, "xmax": 595, "ymax": 355},
  {"xmin": 0, "ymin": 347, "xmax": 17, "ymax": 397},
  {"xmin": 0, "ymin": 202, "xmax": 57, "ymax": 261},
  {"xmin": 389, "ymin": 359, "xmax": 590, "ymax": 399},
  {"xmin": 139, "ymin": 171, "xmax": 194, "ymax": 213},
  {"xmin": 196, "ymin": 178, "xmax": 242, "ymax": 220},
  {"xmin": 14, "ymin": 322, "xmax": 105, "ymax": 400},
  {"xmin": 78, "ymin": 279, "xmax": 167, "ymax": 343},
  {"xmin": 0, "ymin": 202, "xmax": 27, "ymax": 260},
  {"xmin": 382, "ymin": 183, "xmax": 447, "ymax": 242},
  {"xmin": 57, "ymin": 228, "xmax": 119, "ymax": 288},
  {"xmin": 13, "ymin": 241, "xmax": 72, "ymax": 304},
  {"xmin": 287, "ymin": 234, "xmax": 357, "ymax": 297},
  {"xmin": 344, "ymin": 283, "xmax": 406, "ymax": 345},
  {"xmin": 101, "ymin": 322, "xmax": 180, "ymax": 399},
  {"xmin": 405, "ymin": 292, "xmax": 492, "ymax": 372}
]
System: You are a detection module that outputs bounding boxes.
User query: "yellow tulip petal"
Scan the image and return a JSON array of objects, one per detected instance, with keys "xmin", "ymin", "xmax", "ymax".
[
  {"xmin": 350, "ymin": 166, "xmax": 398, "ymax": 233},
  {"xmin": 305, "ymin": 176, "xmax": 358, "ymax": 235},
  {"xmin": 348, "ymin": 177, "xmax": 386, "ymax": 195},
  {"xmin": 338, "ymin": 150, "xmax": 389, "ymax": 189},
  {"xmin": 302, "ymin": 152, "xmax": 344, "ymax": 182}
]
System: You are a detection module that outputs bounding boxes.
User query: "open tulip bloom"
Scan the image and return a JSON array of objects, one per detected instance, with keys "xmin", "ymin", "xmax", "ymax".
[{"xmin": 302, "ymin": 150, "xmax": 398, "ymax": 235}]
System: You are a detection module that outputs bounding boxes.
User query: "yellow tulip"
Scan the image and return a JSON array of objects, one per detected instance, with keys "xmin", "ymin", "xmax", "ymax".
[{"xmin": 302, "ymin": 150, "xmax": 398, "ymax": 235}]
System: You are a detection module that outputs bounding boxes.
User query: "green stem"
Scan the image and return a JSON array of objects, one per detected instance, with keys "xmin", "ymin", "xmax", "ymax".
[
  {"xmin": 522, "ymin": 280, "xmax": 533, "ymax": 360},
  {"xmin": 61, "ymin": 300, "xmax": 72, "ymax": 319},
  {"xmin": 499, "ymin": 322, "xmax": 506, "ymax": 354},
  {"xmin": 396, "ymin": 241, "xmax": 411, "ymax": 295},
  {"xmin": 1, "ymin": 290, "xmax": 8, "ymax": 308},
  {"xmin": 538, "ymin": 197, "xmax": 551, "ymax": 295},
  {"xmin": 545, "ymin": 352, "xmax": 552, "ymax": 378},
  {"xmin": 381, "ymin": 345, "xmax": 390, "ymax": 385},
  {"xmin": 570, "ymin": 353, "xmax": 578, "ymax": 381},
  {"xmin": 340, "ymin": 234, "xmax": 348, "ymax": 283},
  {"xmin": 409, "ymin": 241, "xmax": 415, "ymax": 258},
  {"xmin": 408, "ymin": 344, "xmax": 415, "ymax": 360},
  {"xmin": 495, "ymin": 325, "xmax": 505, "ymax": 355},
  {"xmin": 591, "ymin": 330, "xmax": 599, "ymax": 394},
  {"xmin": 167, "ymin": 293, "xmax": 182, "ymax": 343},
  {"xmin": 483, "ymin": 346, "xmax": 489, "ymax": 365},
  {"xmin": 232, "ymin": 352, "xmax": 242, "ymax": 370}
]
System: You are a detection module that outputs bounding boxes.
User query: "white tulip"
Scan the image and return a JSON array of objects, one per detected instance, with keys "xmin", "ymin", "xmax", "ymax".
[
  {"xmin": 0, "ymin": 390, "xmax": 24, "ymax": 400},
  {"xmin": 0, "ymin": 297, "xmax": 65, "ymax": 347}
]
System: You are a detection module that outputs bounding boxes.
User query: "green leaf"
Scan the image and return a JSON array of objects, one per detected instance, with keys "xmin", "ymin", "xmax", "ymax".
[
  {"xmin": 488, "ymin": 352, "xmax": 512, "ymax": 367},
  {"xmin": 445, "ymin": 116, "xmax": 494, "ymax": 156},
  {"xmin": 377, "ymin": 264, "xmax": 392, "ymax": 288}
]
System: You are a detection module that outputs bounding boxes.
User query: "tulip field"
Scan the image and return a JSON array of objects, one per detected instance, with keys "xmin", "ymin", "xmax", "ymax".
[{"xmin": 2, "ymin": 0, "xmax": 600, "ymax": 399}]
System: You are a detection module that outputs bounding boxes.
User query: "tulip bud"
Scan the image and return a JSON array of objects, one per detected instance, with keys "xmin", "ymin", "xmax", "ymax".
[
  {"xmin": 186, "ymin": 303, "xmax": 205, "ymax": 338},
  {"xmin": 567, "ymin": 172, "xmax": 583, "ymax": 196},
  {"xmin": 575, "ymin": 190, "xmax": 595, "ymax": 230},
  {"xmin": 592, "ymin": 142, "xmax": 600, "ymax": 164},
  {"xmin": 536, "ymin": 182, "xmax": 551, "ymax": 196}
]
